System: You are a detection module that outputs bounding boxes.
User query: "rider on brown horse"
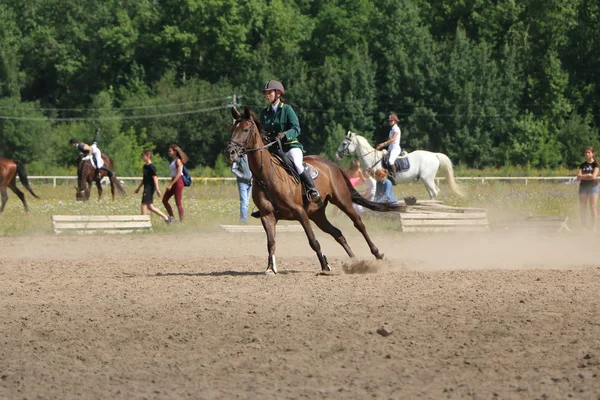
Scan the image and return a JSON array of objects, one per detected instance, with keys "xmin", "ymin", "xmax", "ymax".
[
  {"xmin": 69, "ymin": 129, "xmax": 115, "ymax": 183},
  {"xmin": 259, "ymin": 80, "xmax": 322, "ymax": 205}
]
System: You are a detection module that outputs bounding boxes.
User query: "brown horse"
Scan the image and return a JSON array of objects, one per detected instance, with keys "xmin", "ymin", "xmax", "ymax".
[
  {"xmin": 225, "ymin": 107, "xmax": 402, "ymax": 274},
  {"xmin": 75, "ymin": 154, "xmax": 127, "ymax": 201},
  {"xmin": 0, "ymin": 157, "xmax": 40, "ymax": 213}
]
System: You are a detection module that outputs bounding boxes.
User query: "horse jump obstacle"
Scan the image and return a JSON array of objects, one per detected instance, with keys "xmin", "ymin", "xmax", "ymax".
[
  {"xmin": 494, "ymin": 216, "xmax": 570, "ymax": 233},
  {"xmin": 397, "ymin": 201, "xmax": 490, "ymax": 233},
  {"xmin": 52, "ymin": 215, "xmax": 152, "ymax": 234},
  {"xmin": 220, "ymin": 224, "xmax": 304, "ymax": 233}
]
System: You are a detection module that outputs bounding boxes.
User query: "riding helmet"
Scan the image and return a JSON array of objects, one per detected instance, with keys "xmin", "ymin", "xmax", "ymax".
[
  {"xmin": 261, "ymin": 80, "xmax": 285, "ymax": 94},
  {"xmin": 69, "ymin": 137, "xmax": 79, "ymax": 144}
]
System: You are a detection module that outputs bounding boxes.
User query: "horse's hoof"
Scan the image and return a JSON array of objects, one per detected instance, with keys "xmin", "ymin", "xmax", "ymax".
[
  {"xmin": 265, "ymin": 269, "xmax": 276, "ymax": 276},
  {"xmin": 376, "ymin": 253, "xmax": 385, "ymax": 260}
]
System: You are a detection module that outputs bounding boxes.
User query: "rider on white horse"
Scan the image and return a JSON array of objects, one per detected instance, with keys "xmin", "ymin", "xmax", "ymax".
[{"xmin": 376, "ymin": 113, "xmax": 402, "ymax": 185}]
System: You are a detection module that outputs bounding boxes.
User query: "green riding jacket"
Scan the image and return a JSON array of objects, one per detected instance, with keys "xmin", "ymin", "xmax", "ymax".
[{"xmin": 259, "ymin": 102, "xmax": 304, "ymax": 152}]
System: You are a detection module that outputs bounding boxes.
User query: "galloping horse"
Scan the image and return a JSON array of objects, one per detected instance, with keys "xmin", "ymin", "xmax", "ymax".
[
  {"xmin": 335, "ymin": 131, "xmax": 464, "ymax": 199},
  {"xmin": 225, "ymin": 107, "xmax": 402, "ymax": 274},
  {"xmin": 75, "ymin": 154, "xmax": 126, "ymax": 201},
  {"xmin": 0, "ymin": 157, "xmax": 40, "ymax": 213}
]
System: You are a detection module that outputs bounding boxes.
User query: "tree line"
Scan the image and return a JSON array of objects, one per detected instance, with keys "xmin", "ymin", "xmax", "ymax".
[{"xmin": 0, "ymin": 0, "xmax": 599, "ymax": 176}]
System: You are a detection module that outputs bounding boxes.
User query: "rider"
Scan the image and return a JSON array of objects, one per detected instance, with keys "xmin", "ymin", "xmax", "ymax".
[
  {"xmin": 376, "ymin": 113, "xmax": 402, "ymax": 185},
  {"xmin": 259, "ymin": 80, "xmax": 322, "ymax": 205},
  {"xmin": 69, "ymin": 129, "xmax": 115, "ymax": 181}
]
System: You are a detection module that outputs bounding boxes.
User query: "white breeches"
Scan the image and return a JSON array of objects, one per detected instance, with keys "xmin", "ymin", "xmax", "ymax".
[
  {"xmin": 388, "ymin": 147, "xmax": 401, "ymax": 165},
  {"xmin": 286, "ymin": 147, "xmax": 304, "ymax": 174},
  {"xmin": 90, "ymin": 144, "xmax": 104, "ymax": 169}
]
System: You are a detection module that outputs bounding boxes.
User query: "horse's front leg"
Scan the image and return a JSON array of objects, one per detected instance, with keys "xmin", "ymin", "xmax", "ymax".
[
  {"xmin": 297, "ymin": 212, "xmax": 331, "ymax": 272},
  {"xmin": 260, "ymin": 213, "xmax": 278, "ymax": 274}
]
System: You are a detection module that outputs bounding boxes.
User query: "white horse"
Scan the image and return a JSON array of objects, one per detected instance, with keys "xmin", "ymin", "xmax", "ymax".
[{"xmin": 335, "ymin": 131, "xmax": 464, "ymax": 199}]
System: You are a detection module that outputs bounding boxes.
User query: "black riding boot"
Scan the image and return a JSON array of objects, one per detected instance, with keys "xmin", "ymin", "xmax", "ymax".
[
  {"xmin": 389, "ymin": 165, "xmax": 397, "ymax": 186},
  {"xmin": 300, "ymin": 169, "xmax": 323, "ymax": 206}
]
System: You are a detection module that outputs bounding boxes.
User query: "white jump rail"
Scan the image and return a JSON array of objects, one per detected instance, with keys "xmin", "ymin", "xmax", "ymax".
[
  {"xmin": 52, "ymin": 215, "xmax": 152, "ymax": 234},
  {"xmin": 399, "ymin": 211, "xmax": 490, "ymax": 233},
  {"xmin": 494, "ymin": 216, "xmax": 570, "ymax": 233},
  {"xmin": 397, "ymin": 203, "xmax": 490, "ymax": 233}
]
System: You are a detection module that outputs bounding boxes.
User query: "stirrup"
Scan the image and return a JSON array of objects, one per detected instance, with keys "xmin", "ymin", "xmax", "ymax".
[{"xmin": 308, "ymin": 189, "xmax": 323, "ymax": 207}]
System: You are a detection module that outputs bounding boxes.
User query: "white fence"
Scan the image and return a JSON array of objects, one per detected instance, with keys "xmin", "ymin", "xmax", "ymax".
[
  {"xmin": 28, "ymin": 175, "xmax": 575, "ymax": 187},
  {"xmin": 29, "ymin": 176, "xmax": 236, "ymax": 187}
]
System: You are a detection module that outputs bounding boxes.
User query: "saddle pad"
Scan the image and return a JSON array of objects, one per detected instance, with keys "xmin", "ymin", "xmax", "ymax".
[{"xmin": 397, "ymin": 157, "xmax": 410, "ymax": 172}]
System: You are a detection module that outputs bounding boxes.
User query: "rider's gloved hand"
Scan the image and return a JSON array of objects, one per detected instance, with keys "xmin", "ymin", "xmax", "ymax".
[{"xmin": 276, "ymin": 132, "xmax": 286, "ymax": 140}]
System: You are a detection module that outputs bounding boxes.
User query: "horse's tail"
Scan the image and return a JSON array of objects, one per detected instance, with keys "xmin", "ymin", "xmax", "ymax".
[
  {"xmin": 15, "ymin": 161, "xmax": 41, "ymax": 199},
  {"xmin": 342, "ymin": 172, "xmax": 402, "ymax": 212},
  {"xmin": 110, "ymin": 175, "xmax": 127, "ymax": 197},
  {"xmin": 435, "ymin": 153, "xmax": 465, "ymax": 198}
]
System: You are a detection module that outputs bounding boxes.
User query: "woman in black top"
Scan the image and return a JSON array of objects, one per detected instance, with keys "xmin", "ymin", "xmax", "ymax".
[{"xmin": 576, "ymin": 146, "xmax": 599, "ymax": 231}]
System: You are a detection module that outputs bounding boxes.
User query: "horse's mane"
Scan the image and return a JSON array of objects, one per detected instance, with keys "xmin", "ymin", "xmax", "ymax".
[{"xmin": 352, "ymin": 132, "xmax": 376, "ymax": 151}]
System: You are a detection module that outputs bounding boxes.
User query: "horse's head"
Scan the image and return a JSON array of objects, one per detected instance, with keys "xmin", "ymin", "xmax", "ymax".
[
  {"xmin": 225, "ymin": 107, "xmax": 262, "ymax": 163},
  {"xmin": 335, "ymin": 131, "xmax": 357, "ymax": 160},
  {"xmin": 74, "ymin": 186, "xmax": 86, "ymax": 201}
]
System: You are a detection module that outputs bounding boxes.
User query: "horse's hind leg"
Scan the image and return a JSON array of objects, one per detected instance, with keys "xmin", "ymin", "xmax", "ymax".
[
  {"xmin": 330, "ymin": 197, "xmax": 384, "ymax": 260},
  {"xmin": 310, "ymin": 207, "xmax": 355, "ymax": 258},
  {"xmin": 296, "ymin": 211, "xmax": 331, "ymax": 272},
  {"xmin": 110, "ymin": 180, "xmax": 116, "ymax": 201},
  {"xmin": 0, "ymin": 187, "xmax": 8, "ymax": 213},
  {"xmin": 8, "ymin": 181, "xmax": 29, "ymax": 213},
  {"xmin": 423, "ymin": 177, "xmax": 439, "ymax": 199},
  {"xmin": 95, "ymin": 179, "xmax": 103, "ymax": 201}
]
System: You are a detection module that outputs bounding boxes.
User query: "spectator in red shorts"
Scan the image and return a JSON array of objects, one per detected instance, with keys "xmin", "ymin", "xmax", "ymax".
[{"xmin": 163, "ymin": 144, "xmax": 188, "ymax": 223}]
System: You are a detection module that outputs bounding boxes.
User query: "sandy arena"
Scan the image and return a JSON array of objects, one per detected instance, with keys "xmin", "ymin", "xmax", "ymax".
[{"xmin": 1, "ymin": 230, "xmax": 599, "ymax": 399}]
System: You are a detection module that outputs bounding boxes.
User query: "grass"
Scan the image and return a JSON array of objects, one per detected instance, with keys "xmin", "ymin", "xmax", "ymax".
[{"xmin": 0, "ymin": 178, "xmax": 584, "ymax": 236}]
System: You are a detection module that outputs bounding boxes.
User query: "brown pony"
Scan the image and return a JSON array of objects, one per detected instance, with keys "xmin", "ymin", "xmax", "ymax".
[
  {"xmin": 75, "ymin": 154, "xmax": 126, "ymax": 201},
  {"xmin": 0, "ymin": 157, "xmax": 40, "ymax": 213},
  {"xmin": 225, "ymin": 107, "xmax": 402, "ymax": 274}
]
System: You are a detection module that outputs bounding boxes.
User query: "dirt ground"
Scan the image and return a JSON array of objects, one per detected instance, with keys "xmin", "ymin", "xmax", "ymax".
[{"xmin": 1, "ymin": 229, "xmax": 599, "ymax": 400}]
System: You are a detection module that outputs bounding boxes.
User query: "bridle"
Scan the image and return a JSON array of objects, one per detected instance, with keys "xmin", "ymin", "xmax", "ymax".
[
  {"xmin": 337, "ymin": 133, "xmax": 380, "ymax": 168},
  {"xmin": 226, "ymin": 119, "xmax": 278, "ymax": 158}
]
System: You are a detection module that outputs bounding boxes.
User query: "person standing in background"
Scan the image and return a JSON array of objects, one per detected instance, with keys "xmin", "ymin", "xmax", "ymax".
[
  {"xmin": 163, "ymin": 144, "xmax": 188, "ymax": 223},
  {"xmin": 134, "ymin": 149, "xmax": 170, "ymax": 223},
  {"xmin": 344, "ymin": 159, "xmax": 366, "ymax": 188},
  {"xmin": 576, "ymin": 146, "xmax": 599, "ymax": 231},
  {"xmin": 231, "ymin": 153, "xmax": 252, "ymax": 224}
]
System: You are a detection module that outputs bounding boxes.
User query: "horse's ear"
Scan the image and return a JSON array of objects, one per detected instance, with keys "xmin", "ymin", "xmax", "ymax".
[
  {"xmin": 346, "ymin": 131, "xmax": 352, "ymax": 138},
  {"xmin": 243, "ymin": 107, "xmax": 252, "ymax": 120},
  {"xmin": 231, "ymin": 107, "xmax": 241, "ymax": 121}
]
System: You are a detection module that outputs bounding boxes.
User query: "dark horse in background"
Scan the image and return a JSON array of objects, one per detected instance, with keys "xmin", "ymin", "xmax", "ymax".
[
  {"xmin": 225, "ymin": 107, "xmax": 403, "ymax": 274},
  {"xmin": 76, "ymin": 153, "xmax": 127, "ymax": 201},
  {"xmin": 0, "ymin": 157, "xmax": 40, "ymax": 213}
]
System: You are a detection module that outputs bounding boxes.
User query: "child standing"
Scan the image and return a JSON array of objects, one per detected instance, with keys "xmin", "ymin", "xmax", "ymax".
[{"xmin": 134, "ymin": 149, "xmax": 170, "ymax": 223}]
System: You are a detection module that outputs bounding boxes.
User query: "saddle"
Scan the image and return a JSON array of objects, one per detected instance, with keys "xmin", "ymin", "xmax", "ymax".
[
  {"xmin": 381, "ymin": 150, "xmax": 409, "ymax": 172},
  {"xmin": 272, "ymin": 153, "xmax": 320, "ymax": 182}
]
